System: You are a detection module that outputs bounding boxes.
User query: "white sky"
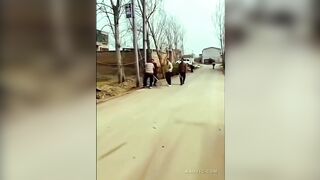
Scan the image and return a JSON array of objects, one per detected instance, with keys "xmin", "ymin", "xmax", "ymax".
[
  {"xmin": 97, "ymin": 0, "xmax": 222, "ymax": 55},
  {"xmin": 163, "ymin": 0, "xmax": 220, "ymax": 55}
]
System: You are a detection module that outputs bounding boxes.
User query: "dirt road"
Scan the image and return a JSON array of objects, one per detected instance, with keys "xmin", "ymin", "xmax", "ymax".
[{"xmin": 97, "ymin": 65, "xmax": 224, "ymax": 180}]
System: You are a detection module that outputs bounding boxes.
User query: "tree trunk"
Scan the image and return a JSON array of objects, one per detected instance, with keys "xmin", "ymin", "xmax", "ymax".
[
  {"xmin": 147, "ymin": 21, "xmax": 165, "ymax": 78},
  {"xmin": 147, "ymin": 30, "xmax": 152, "ymax": 61},
  {"xmin": 220, "ymin": 34, "xmax": 225, "ymax": 69},
  {"xmin": 169, "ymin": 44, "xmax": 173, "ymax": 62},
  {"xmin": 114, "ymin": 11, "xmax": 125, "ymax": 83},
  {"xmin": 222, "ymin": 51, "xmax": 225, "ymax": 68}
]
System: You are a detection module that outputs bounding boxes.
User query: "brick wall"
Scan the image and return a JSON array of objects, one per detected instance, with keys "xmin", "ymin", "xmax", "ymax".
[
  {"xmin": 97, "ymin": 51, "xmax": 138, "ymax": 79},
  {"xmin": 97, "ymin": 49, "xmax": 181, "ymax": 80}
]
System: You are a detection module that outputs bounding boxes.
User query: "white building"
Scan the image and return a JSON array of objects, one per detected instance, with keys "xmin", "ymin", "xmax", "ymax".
[{"xmin": 201, "ymin": 47, "xmax": 221, "ymax": 64}]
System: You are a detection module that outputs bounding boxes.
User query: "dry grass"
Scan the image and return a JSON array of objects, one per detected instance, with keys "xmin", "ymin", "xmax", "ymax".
[{"xmin": 96, "ymin": 75, "xmax": 137, "ymax": 102}]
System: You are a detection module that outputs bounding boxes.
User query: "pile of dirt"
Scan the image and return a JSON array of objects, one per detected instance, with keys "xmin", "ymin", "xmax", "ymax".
[{"xmin": 96, "ymin": 76, "xmax": 137, "ymax": 102}]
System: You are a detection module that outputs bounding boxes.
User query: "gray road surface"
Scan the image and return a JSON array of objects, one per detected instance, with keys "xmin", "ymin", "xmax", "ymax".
[{"xmin": 97, "ymin": 65, "xmax": 224, "ymax": 180}]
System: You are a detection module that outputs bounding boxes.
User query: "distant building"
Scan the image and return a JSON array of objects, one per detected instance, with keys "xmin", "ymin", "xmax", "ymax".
[
  {"xmin": 96, "ymin": 30, "xmax": 109, "ymax": 51},
  {"xmin": 202, "ymin": 47, "xmax": 221, "ymax": 64}
]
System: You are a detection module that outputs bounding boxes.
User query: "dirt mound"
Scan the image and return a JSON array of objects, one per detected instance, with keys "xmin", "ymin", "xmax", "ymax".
[{"xmin": 96, "ymin": 76, "xmax": 137, "ymax": 101}]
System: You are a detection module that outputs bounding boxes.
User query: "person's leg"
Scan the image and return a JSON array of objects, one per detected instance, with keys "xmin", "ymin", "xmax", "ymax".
[
  {"xmin": 146, "ymin": 73, "xmax": 151, "ymax": 87},
  {"xmin": 146, "ymin": 74, "xmax": 149, "ymax": 87},
  {"xmin": 168, "ymin": 72, "xmax": 172, "ymax": 85},
  {"xmin": 183, "ymin": 72, "xmax": 186, "ymax": 84},
  {"xmin": 143, "ymin": 73, "xmax": 147, "ymax": 87},
  {"xmin": 149, "ymin": 73, "xmax": 153, "ymax": 87},
  {"xmin": 165, "ymin": 72, "xmax": 169, "ymax": 84},
  {"xmin": 179, "ymin": 72, "xmax": 183, "ymax": 85}
]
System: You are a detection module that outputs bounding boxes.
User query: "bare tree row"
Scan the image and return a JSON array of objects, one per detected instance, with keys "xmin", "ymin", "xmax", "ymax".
[{"xmin": 97, "ymin": 0, "xmax": 186, "ymax": 83}]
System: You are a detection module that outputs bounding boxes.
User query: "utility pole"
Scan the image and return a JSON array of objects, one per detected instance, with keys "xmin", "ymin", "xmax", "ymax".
[
  {"xmin": 126, "ymin": 1, "xmax": 141, "ymax": 87},
  {"xmin": 142, "ymin": 0, "xmax": 147, "ymax": 63},
  {"xmin": 132, "ymin": 0, "xmax": 141, "ymax": 87}
]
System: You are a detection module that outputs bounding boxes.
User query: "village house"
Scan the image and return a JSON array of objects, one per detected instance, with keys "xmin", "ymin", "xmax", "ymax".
[
  {"xmin": 201, "ymin": 47, "xmax": 222, "ymax": 64},
  {"xmin": 96, "ymin": 30, "xmax": 109, "ymax": 51}
]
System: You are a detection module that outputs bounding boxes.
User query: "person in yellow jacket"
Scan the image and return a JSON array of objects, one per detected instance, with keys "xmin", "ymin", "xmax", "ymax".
[{"xmin": 165, "ymin": 59, "xmax": 173, "ymax": 87}]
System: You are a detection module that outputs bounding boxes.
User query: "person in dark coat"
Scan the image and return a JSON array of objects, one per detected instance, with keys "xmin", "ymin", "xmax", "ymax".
[
  {"xmin": 178, "ymin": 59, "xmax": 187, "ymax": 85},
  {"xmin": 190, "ymin": 63, "xmax": 195, "ymax": 72},
  {"xmin": 152, "ymin": 59, "xmax": 158, "ymax": 86},
  {"xmin": 212, "ymin": 59, "xmax": 216, "ymax": 69}
]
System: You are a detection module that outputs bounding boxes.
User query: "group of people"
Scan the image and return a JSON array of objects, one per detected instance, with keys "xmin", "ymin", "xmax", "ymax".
[{"xmin": 143, "ymin": 58, "xmax": 188, "ymax": 89}]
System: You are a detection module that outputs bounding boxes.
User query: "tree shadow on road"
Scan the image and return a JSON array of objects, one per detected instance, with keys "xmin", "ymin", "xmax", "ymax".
[
  {"xmin": 175, "ymin": 120, "xmax": 209, "ymax": 127},
  {"xmin": 98, "ymin": 142, "xmax": 127, "ymax": 160}
]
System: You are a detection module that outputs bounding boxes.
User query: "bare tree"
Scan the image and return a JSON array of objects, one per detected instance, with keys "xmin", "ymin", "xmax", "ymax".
[
  {"xmin": 164, "ymin": 16, "xmax": 174, "ymax": 51},
  {"xmin": 97, "ymin": 0, "xmax": 126, "ymax": 83},
  {"xmin": 136, "ymin": 0, "xmax": 163, "ymax": 60},
  {"xmin": 172, "ymin": 17, "xmax": 185, "ymax": 60},
  {"xmin": 148, "ymin": 10, "xmax": 169, "ymax": 77},
  {"xmin": 179, "ymin": 28, "xmax": 186, "ymax": 55},
  {"xmin": 162, "ymin": 16, "xmax": 185, "ymax": 62},
  {"xmin": 129, "ymin": 0, "xmax": 168, "ymax": 76},
  {"xmin": 124, "ymin": 0, "xmax": 163, "ymax": 69},
  {"xmin": 171, "ymin": 17, "xmax": 182, "ymax": 50},
  {"xmin": 116, "ymin": 0, "xmax": 186, "ymax": 76},
  {"xmin": 126, "ymin": 13, "xmax": 143, "ymax": 50},
  {"xmin": 148, "ymin": 10, "xmax": 167, "ymax": 52},
  {"xmin": 213, "ymin": 0, "xmax": 225, "ymax": 67}
]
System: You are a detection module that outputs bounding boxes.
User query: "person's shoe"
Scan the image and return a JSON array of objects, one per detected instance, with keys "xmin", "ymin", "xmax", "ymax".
[
  {"xmin": 148, "ymin": 86, "xmax": 152, "ymax": 89},
  {"xmin": 168, "ymin": 85, "xmax": 172, "ymax": 87}
]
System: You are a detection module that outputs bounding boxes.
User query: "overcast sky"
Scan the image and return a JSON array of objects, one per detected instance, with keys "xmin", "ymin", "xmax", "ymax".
[
  {"xmin": 97, "ymin": 0, "xmax": 222, "ymax": 55},
  {"xmin": 163, "ymin": 0, "xmax": 220, "ymax": 55}
]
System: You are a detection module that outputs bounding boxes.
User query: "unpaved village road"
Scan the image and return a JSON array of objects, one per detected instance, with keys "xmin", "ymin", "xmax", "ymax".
[{"xmin": 97, "ymin": 65, "xmax": 224, "ymax": 180}]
